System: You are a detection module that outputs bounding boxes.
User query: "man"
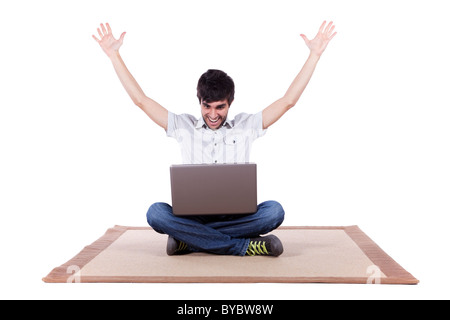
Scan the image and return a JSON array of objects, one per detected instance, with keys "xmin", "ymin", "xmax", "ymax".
[{"xmin": 93, "ymin": 21, "xmax": 336, "ymax": 257}]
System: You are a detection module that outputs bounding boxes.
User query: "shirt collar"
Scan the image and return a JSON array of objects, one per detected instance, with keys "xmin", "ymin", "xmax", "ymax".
[{"xmin": 195, "ymin": 116, "xmax": 234, "ymax": 130}]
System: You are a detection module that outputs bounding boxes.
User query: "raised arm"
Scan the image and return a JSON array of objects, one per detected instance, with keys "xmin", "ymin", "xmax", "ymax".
[
  {"xmin": 262, "ymin": 21, "xmax": 337, "ymax": 129},
  {"xmin": 92, "ymin": 23, "xmax": 168, "ymax": 130}
]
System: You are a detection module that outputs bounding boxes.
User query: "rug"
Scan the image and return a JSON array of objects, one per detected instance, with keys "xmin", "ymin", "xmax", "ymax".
[{"xmin": 43, "ymin": 225, "xmax": 418, "ymax": 284}]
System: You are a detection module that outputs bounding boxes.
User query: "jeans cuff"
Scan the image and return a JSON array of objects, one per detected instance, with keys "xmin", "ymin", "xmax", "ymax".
[{"xmin": 239, "ymin": 238, "xmax": 250, "ymax": 256}]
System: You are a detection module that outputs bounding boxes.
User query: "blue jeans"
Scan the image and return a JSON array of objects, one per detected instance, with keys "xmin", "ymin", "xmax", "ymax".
[{"xmin": 146, "ymin": 201, "xmax": 285, "ymax": 256}]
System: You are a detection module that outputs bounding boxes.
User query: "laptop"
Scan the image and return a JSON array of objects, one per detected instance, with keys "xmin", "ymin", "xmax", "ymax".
[{"xmin": 170, "ymin": 163, "xmax": 257, "ymax": 216}]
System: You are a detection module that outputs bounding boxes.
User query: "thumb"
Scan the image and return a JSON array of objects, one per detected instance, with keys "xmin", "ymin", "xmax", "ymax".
[
  {"xmin": 300, "ymin": 34, "xmax": 309, "ymax": 44},
  {"xmin": 119, "ymin": 32, "xmax": 126, "ymax": 42}
]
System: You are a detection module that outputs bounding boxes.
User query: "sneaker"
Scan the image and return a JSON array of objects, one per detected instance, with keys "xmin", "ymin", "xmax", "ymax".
[
  {"xmin": 245, "ymin": 235, "xmax": 283, "ymax": 257},
  {"xmin": 166, "ymin": 236, "xmax": 191, "ymax": 256}
]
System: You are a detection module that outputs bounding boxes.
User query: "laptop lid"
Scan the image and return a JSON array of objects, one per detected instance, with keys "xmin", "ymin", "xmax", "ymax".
[{"xmin": 170, "ymin": 163, "xmax": 257, "ymax": 216}]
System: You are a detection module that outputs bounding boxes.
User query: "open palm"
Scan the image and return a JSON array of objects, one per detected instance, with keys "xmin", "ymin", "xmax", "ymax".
[
  {"xmin": 301, "ymin": 21, "xmax": 337, "ymax": 56},
  {"xmin": 92, "ymin": 23, "xmax": 126, "ymax": 57}
]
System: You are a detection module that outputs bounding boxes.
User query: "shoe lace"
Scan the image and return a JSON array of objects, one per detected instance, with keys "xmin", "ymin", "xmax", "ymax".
[
  {"xmin": 246, "ymin": 240, "xmax": 269, "ymax": 256},
  {"xmin": 176, "ymin": 241, "xmax": 188, "ymax": 252}
]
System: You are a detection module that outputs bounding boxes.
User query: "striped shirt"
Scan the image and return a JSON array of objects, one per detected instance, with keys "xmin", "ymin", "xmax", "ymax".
[{"xmin": 166, "ymin": 111, "xmax": 267, "ymax": 164}]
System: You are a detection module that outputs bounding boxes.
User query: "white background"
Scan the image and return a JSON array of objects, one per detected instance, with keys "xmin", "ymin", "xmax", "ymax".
[{"xmin": 1, "ymin": 0, "xmax": 449, "ymax": 299}]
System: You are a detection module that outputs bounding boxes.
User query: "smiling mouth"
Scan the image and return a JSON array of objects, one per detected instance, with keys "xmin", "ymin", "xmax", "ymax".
[{"xmin": 207, "ymin": 116, "xmax": 220, "ymax": 124}]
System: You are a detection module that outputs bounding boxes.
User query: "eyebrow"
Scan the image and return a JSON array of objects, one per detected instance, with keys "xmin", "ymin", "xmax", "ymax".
[{"xmin": 203, "ymin": 103, "xmax": 227, "ymax": 108}]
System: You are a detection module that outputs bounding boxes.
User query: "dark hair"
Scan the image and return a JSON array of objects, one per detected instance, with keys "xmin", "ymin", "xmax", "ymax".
[{"xmin": 197, "ymin": 69, "xmax": 235, "ymax": 105}]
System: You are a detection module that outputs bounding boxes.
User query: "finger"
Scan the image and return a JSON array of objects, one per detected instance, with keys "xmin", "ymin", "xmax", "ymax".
[
  {"xmin": 97, "ymin": 27, "xmax": 104, "ymax": 38},
  {"xmin": 106, "ymin": 22, "xmax": 112, "ymax": 34},
  {"xmin": 327, "ymin": 25, "xmax": 335, "ymax": 37},
  {"xmin": 329, "ymin": 31, "xmax": 337, "ymax": 41},
  {"xmin": 300, "ymin": 34, "xmax": 309, "ymax": 43},
  {"xmin": 92, "ymin": 35, "xmax": 100, "ymax": 42},
  {"xmin": 324, "ymin": 21, "xmax": 333, "ymax": 35},
  {"xmin": 318, "ymin": 21, "xmax": 326, "ymax": 34},
  {"xmin": 119, "ymin": 31, "xmax": 126, "ymax": 43},
  {"xmin": 101, "ymin": 23, "xmax": 107, "ymax": 35}
]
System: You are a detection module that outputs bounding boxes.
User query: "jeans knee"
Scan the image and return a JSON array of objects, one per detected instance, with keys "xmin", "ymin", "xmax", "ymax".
[
  {"xmin": 271, "ymin": 200, "xmax": 285, "ymax": 224},
  {"xmin": 146, "ymin": 202, "xmax": 171, "ymax": 231},
  {"xmin": 261, "ymin": 200, "xmax": 285, "ymax": 226}
]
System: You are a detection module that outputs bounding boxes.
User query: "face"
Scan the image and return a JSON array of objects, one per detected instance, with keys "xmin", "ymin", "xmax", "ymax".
[{"xmin": 201, "ymin": 99, "xmax": 230, "ymax": 130}]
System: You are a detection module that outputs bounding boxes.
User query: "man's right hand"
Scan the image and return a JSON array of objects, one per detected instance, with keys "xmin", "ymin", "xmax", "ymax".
[{"xmin": 92, "ymin": 23, "xmax": 126, "ymax": 58}]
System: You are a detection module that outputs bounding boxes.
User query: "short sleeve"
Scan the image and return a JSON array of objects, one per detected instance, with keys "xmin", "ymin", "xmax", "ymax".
[
  {"xmin": 166, "ymin": 112, "xmax": 198, "ymax": 141},
  {"xmin": 166, "ymin": 111, "xmax": 176, "ymax": 138},
  {"xmin": 233, "ymin": 111, "xmax": 267, "ymax": 141},
  {"xmin": 253, "ymin": 111, "xmax": 267, "ymax": 139}
]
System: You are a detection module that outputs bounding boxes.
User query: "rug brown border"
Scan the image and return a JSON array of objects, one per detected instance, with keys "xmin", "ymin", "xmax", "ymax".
[{"xmin": 42, "ymin": 225, "xmax": 418, "ymax": 284}]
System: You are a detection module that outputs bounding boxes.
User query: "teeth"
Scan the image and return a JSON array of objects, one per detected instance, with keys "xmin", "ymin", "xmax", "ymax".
[{"xmin": 208, "ymin": 117, "xmax": 219, "ymax": 123}]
